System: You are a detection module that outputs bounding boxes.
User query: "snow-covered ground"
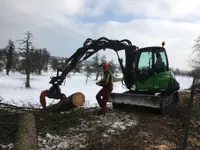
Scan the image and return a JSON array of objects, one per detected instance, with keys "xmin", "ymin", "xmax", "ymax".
[
  {"xmin": 0, "ymin": 70, "xmax": 193, "ymax": 108},
  {"xmin": 175, "ymin": 76, "xmax": 193, "ymax": 90}
]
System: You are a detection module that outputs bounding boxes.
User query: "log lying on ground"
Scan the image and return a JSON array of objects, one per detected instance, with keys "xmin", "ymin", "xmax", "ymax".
[
  {"xmin": 14, "ymin": 113, "xmax": 37, "ymax": 150},
  {"xmin": 46, "ymin": 92, "xmax": 85, "ymax": 112}
]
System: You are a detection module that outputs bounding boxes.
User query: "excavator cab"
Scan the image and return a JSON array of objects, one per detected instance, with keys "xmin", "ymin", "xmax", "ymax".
[{"xmin": 135, "ymin": 46, "xmax": 169, "ymax": 92}]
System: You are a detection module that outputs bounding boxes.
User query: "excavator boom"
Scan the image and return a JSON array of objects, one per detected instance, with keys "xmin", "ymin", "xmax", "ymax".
[{"xmin": 47, "ymin": 37, "xmax": 137, "ymax": 100}]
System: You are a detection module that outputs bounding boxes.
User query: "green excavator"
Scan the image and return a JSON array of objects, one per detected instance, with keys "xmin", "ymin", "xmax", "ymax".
[
  {"xmin": 40, "ymin": 37, "xmax": 180, "ymax": 113},
  {"xmin": 109, "ymin": 40, "xmax": 180, "ymax": 113}
]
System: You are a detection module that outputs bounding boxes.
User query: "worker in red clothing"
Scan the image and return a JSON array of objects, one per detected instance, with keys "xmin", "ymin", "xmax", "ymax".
[{"xmin": 96, "ymin": 61, "xmax": 113, "ymax": 115}]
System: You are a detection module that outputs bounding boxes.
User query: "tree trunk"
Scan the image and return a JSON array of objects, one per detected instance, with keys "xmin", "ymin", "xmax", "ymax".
[
  {"xmin": 86, "ymin": 76, "xmax": 88, "ymax": 84},
  {"xmin": 6, "ymin": 68, "xmax": 10, "ymax": 75},
  {"xmin": 44, "ymin": 65, "xmax": 48, "ymax": 72},
  {"xmin": 96, "ymin": 71, "xmax": 100, "ymax": 80},
  {"xmin": 5, "ymin": 62, "xmax": 11, "ymax": 75},
  {"xmin": 26, "ymin": 72, "xmax": 30, "ymax": 88},
  {"xmin": 46, "ymin": 92, "xmax": 85, "ymax": 112},
  {"xmin": 38, "ymin": 68, "xmax": 42, "ymax": 75}
]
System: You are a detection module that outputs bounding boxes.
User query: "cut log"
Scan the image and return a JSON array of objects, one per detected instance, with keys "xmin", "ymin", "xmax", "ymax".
[
  {"xmin": 46, "ymin": 92, "xmax": 85, "ymax": 112},
  {"xmin": 14, "ymin": 113, "xmax": 37, "ymax": 150}
]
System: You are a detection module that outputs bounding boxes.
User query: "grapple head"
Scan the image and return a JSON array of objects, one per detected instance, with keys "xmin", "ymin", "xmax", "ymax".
[{"xmin": 39, "ymin": 84, "xmax": 66, "ymax": 109}]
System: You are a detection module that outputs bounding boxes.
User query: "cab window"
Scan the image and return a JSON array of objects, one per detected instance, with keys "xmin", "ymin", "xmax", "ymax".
[
  {"xmin": 138, "ymin": 51, "xmax": 152, "ymax": 71},
  {"xmin": 154, "ymin": 51, "xmax": 167, "ymax": 72}
]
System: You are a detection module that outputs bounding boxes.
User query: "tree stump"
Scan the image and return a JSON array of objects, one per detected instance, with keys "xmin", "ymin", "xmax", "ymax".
[{"xmin": 14, "ymin": 113, "xmax": 37, "ymax": 150}]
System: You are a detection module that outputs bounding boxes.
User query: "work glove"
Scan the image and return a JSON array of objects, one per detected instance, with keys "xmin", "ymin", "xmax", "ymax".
[
  {"xmin": 96, "ymin": 82, "xmax": 101, "ymax": 86},
  {"xmin": 96, "ymin": 82, "xmax": 104, "ymax": 86}
]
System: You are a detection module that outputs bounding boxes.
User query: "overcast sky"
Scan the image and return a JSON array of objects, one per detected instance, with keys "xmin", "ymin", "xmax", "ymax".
[{"xmin": 1, "ymin": 0, "xmax": 200, "ymax": 71}]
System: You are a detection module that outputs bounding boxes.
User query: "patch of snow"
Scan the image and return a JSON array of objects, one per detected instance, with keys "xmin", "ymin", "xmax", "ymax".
[
  {"xmin": 102, "ymin": 133, "xmax": 109, "ymax": 138},
  {"xmin": 0, "ymin": 70, "xmax": 193, "ymax": 108},
  {"xmin": 100, "ymin": 112, "xmax": 138, "ymax": 135},
  {"xmin": 38, "ymin": 133, "xmax": 87, "ymax": 150},
  {"xmin": 111, "ymin": 121, "xmax": 126, "ymax": 129},
  {"xmin": 138, "ymin": 131, "xmax": 150, "ymax": 140},
  {"xmin": 0, "ymin": 143, "xmax": 14, "ymax": 150},
  {"xmin": 176, "ymin": 75, "xmax": 193, "ymax": 90}
]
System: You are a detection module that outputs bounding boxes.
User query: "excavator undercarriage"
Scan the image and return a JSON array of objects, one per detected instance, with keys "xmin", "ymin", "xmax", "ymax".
[{"xmin": 109, "ymin": 90, "xmax": 179, "ymax": 114}]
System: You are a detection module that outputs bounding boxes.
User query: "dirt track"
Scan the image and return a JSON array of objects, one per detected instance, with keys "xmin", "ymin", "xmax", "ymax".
[{"xmin": 0, "ymin": 93, "xmax": 200, "ymax": 150}]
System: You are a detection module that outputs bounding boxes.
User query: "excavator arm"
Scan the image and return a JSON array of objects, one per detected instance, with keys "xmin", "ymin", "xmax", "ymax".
[{"xmin": 45, "ymin": 37, "xmax": 137, "ymax": 100}]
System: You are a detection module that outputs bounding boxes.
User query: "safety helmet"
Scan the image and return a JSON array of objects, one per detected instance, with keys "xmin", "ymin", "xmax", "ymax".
[{"xmin": 102, "ymin": 61, "xmax": 109, "ymax": 69}]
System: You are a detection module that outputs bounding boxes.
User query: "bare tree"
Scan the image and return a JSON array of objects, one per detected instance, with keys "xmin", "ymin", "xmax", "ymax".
[
  {"xmin": 30, "ymin": 48, "xmax": 50, "ymax": 75},
  {"xmin": 190, "ymin": 35, "xmax": 200, "ymax": 71},
  {"xmin": 17, "ymin": 31, "xmax": 33, "ymax": 88},
  {"xmin": 3, "ymin": 39, "xmax": 16, "ymax": 75},
  {"xmin": 108, "ymin": 59, "xmax": 117, "ymax": 73},
  {"xmin": 72, "ymin": 62, "xmax": 83, "ymax": 75},
  {"xmin": 91, "ymin": 54, "xmax": 107, "ymax": 80},
  {"xmin": 91, "ymin": 54, "xmax": 100, "ymax": 80},
  {"xmin": 42, "ymin": 48, "xmax": 50, "ymax": 72},
  {"xmin": 50, "ymin": 57, "xmax": 59, "ymax": 71},
  {"xmin": 84, "ymin": 63, "xmax": 93, "ymax": 84},
  {"xmin": 0, "ymin": 49, "xmax": 5, "ymax": 71}
]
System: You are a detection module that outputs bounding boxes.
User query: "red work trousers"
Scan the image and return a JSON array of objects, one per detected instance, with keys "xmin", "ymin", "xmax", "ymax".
[{"xmin": 96, "ymin": 87, "xmax": 113, "ymax": 113}]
